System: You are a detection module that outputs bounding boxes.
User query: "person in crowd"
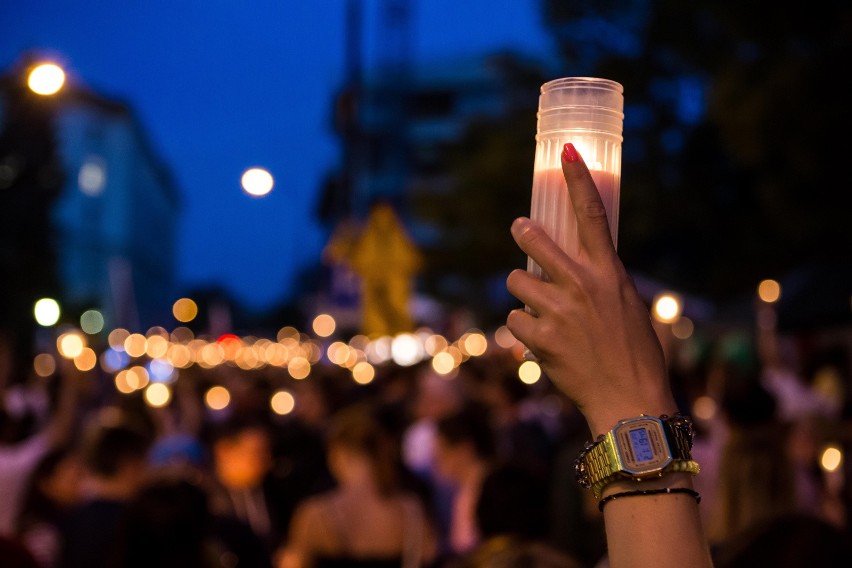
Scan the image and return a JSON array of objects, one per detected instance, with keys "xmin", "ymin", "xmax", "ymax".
[
  {"xmin": 433, "ymin": 402, "xmax": 496, "ymax": 560},
  {"xmin": 504, "ymin": 143, "xmax": 713, "ymax": 567},
  {"xmin": 14, "ymin": 446, "xmax": 84, "ymax": 568},
  {"xmin": 478, "ymin": 365, "xmax": 554, "ymax": 476},
  {"xmin": 278, "ymin": 400, "xmax": 437, "ymax": 568},
  {"xmin": 111, "ymin": 472, "xmax": 272, "ymax": 568},
  {"xmin": 457, "ymin": 534, "xmax": 582, "ymax": 568},
  {"xmin": 266, "ymin": 368, "xmax": 340, "ymax": 540},
  {"xmin": 207, "ymin": 415, "xmax": 283, "ymax": 555},
  {"xmin": 56, "ymin": 420, "xmax": 153, "ymax": 568},
  {"xmin": 0, "ymin": 353, "xmax": 83, "ymax": 539}
]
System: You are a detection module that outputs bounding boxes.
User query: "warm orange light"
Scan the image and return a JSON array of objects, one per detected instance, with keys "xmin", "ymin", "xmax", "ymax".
[
  {"xmin": 653, "ymin": 293, "xmax": 682, "ymax": 323},
  {"xmin": 57, "ymin": 332, "xmax": 86, "ymax": 359},
  {"xmin": 432, "ymin": 352, "xmax": 456, "ymax": 375},
  {"xmin": 270, "ymin": 390, "xmax": 295, "ymax": 415},
  {"xmin": 312, "ymin": 314, "xmax": 336, "ymax": 337},
  {"xmin": 352, "ymin": 362, "xmax": 375, "ymax": 384},
  {"xmin": 205, "ymin": 386, "xmax": 231, "ymax": 410},
  {"xmin": 74, "ymin": 347, "xmax": 97, "ymax": 371},
  {"xmin": 494, "ymin": 326, "xmax": 517, "ymax": 349},
  {"xmin": 172, "ymin": 298, "xmax": 198, "ymax": 322},
  {"xmin": 145, "ymin": 383, "xmax": 171, "ymax": 408},
  {"xmin": 288, "ymin": 356, "xmax": 311, "ymax": 379},
  {"xmin": 757, "ymin": 279, "xmax": 781, "ymax": 303},
  {"xmin": 463, "ymin": 332, "xmax": 488, "ymax": 357},
  {"xmin": 28, "ymin": 63, "xmax": 65, "ymax": 95},
  {"xmin": 124, "ymin": 334, "xmax": 147, "ymax": 358},
  {"xmin": 519, "ymin": 360, "xmax": 541, "ymax": 384}
]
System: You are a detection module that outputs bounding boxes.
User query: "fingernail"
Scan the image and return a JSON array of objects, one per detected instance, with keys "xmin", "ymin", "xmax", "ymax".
[
  {"xmin": 512, "ymin": 217, "xmax": 531, "ymax": 235},
  {"xmin": 562, "ymin": 142, "xmax": 579, "ymax": 163}
]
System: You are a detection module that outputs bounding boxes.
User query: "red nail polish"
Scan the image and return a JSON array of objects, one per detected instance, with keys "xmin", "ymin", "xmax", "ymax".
[{"xmin": 562, "ymin": 143, "xmax": 579, "ymax": 163}]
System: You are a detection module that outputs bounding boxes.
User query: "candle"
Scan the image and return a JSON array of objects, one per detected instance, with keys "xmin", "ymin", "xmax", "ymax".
[{"xmin": 527, "ymin": 78, "xmax": 623, "ymax": 282}]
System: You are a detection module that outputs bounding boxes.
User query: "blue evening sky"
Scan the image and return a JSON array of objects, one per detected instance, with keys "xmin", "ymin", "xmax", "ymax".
[{"xmin": 1, "ymin": 1, "xmax": 555, "ymax": 311}]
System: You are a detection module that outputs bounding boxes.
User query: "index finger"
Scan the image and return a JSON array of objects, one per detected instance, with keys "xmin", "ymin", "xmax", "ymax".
[{"xmin": 561, "ymin": 143, "xmax": 616, "ymax": 260}]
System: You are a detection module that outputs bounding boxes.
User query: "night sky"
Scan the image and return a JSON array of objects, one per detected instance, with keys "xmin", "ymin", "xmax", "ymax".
[{"xmin": 1, "ymin": 1, "xmax": 555, "ymax": 311}]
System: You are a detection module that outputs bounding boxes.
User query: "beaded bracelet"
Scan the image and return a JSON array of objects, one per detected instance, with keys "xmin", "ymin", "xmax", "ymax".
[{"xmin": 598, "ymin": 487, "xmax": 701, "ymax": 512}]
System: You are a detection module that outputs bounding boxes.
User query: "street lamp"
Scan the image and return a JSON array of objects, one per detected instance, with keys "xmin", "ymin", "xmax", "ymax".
[{"xmin": 27, "ymin": 62, "xmax": 66, "ymax": 96}]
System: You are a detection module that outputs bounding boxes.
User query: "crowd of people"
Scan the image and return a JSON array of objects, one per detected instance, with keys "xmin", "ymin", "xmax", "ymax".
[{"xmin": 1, "ymin": 146, "xmax": 851, "ymax": 567}]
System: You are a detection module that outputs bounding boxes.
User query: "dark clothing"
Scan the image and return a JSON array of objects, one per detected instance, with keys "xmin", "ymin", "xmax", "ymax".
[
  {"xmin": 57, "ymin": 499, "xmax": 127, "ymax": 568},
  {"xmin": 314, "ymin": 556, "xmax": 404, "ymax": 568}
]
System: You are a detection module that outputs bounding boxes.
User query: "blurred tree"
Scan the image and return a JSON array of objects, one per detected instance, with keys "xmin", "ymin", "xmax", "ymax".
[
  {"xmin": 410, "ymin": 55, "xmax": 545, "ymax": 327},
  {"xmin": 0, "ymin": 60, "xmax": 65, "ymax": 377},
  {"xmin": 543, "ymin": 0, "xmax": 852, "ymax": 304}
]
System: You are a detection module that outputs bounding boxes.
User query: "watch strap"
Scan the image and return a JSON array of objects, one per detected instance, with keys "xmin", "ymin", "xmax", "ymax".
[{"xmin": 575, "ymin": 413, "xmax": 699, "ymax": 498}]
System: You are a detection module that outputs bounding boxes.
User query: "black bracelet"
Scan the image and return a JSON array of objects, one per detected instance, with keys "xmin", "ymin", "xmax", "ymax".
[{"xmin": 598, "ymin": 487, "xmax": 701, "ymax": 512}]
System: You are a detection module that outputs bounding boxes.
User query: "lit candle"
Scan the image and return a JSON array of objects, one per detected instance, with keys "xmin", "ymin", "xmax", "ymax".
[{"xmin": 528, "ymin": 78, "xmax": 623, "ymax": 282}]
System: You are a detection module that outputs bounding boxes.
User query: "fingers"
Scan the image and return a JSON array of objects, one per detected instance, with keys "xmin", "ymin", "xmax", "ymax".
[
  {"xmin": 510, "ymin": 217, "xmax": 579, "ymax": 284},
  {"xmin": 561, "ymin": 143, "xmax": 616, "ymax": 260}
]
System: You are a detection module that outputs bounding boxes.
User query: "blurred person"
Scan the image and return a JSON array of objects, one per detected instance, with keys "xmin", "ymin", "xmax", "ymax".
[
  {"xmin": 56, "ymin": 420, "xmax": 152, "ymax": 568},
  {"xmin": 712, "ymin": 512, "xmax": 852, "ymax": 568},
  {"xmin": 433, "ymin": 402, "xmax": 497, "ymax": 560},
  {"xmin": 208, "ymin": 415, "xmax": 283, "ymax": 555},
  {"xmin": 266, "ymin": 370, "xmax": 341, "ymax": 539},
  {"xmin": 457, "ymin": 535, "xmax": 582, "ymax": 568},
  {"xmin": 14, "ymin": 446, "xmax": 84, "ymax": 568},
  {"xmin": 0, "ymin": 535, "xmax": 40, "ymax": 568},
  {"xmin": 704, "ymin": 359, "xmax": 800, "ymax": 550},
  {"xmin": 111, "ymin": 472, "xmax": 272, "ymax": 568},
  {"xmin": 479, "ymin": 366, "xmax": 555, "ymax": 476},
  {"xmin": 474, "ymin": 461, "xmax": 550, "ymax": 545},
  {"xmin": 0, "ymin": 356, "xmax": 83, "ymax": 538},
  {"xmin": 505, "ymin": 143, "xmax": 712, "ymax": 567},
  {"xmin": 278, "ymin": 401, "xmax": 437, "ymax": 568},
  {"xmin": 401, "ymin": 365, "xmax": 465, "ymax": 549}
]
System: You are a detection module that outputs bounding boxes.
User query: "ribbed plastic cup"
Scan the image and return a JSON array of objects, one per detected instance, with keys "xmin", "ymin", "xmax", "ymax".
[{"xmin": 528, "ymin": 77, "xmax": 624, "ymax": 281}]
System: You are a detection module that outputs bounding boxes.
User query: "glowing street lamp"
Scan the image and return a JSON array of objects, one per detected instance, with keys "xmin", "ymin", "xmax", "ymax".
[
  {"xmin": 241, "ymin": 167, "xmax": 274, "ymax": 197},
  {"xmin": 27, "ymin": 63, "xmax": 66, "ymax": 96}
]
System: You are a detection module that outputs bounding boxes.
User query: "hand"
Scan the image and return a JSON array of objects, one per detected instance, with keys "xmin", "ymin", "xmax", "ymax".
[{"xmin": 506, "ymin": 143, "xmax": 677, "ymax": 436}]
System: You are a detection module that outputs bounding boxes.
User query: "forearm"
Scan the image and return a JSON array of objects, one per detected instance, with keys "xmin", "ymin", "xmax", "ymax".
[{"xmin": 600, "ymin": 474, "xmax": 713, "ymax": 568}]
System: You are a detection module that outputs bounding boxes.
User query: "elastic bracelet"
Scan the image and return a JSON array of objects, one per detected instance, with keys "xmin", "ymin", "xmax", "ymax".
[{"xmin": 598, "ymin": 487, "xmax": 701, "ymax": 512}]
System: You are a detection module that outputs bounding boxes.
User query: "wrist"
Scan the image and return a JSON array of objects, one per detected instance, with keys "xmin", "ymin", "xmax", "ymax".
[{"xmin": 584, "ymin": 396, "xmax": 679, "ymax": 437}]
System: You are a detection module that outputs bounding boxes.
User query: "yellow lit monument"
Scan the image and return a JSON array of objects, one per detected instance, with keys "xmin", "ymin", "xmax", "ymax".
[{"xmin": 348, "ymin": 202, "xmax": 421, "ymax": 337}]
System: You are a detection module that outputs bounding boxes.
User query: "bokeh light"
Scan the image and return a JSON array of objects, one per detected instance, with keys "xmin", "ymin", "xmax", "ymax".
[
  {"xmin": 312, "ymin": 314, "xmax": 336, "ymax": 337},
  {"xmin": 205, "ymin": 386, "xmax": 231, "ymax": 410},
  {"xmin": 692, "ymin": 395, "xmax": 717, "ymax": 421},
  {"xmin": 172, "ymin": 298, "xmax": 198, "ymax": 322},
  {"xmin": 80, "ymin": 309, "xmax": 104, "ymax": 334},
  {"xmin": 391, "ymin": 333, "xmax": 423, "ymax": 367},
  {"xmin": 74, "ymin": 347, "xmax": 97, "ymax": 371},
  {"xmin": 270, "ymin": 390, "xmax": 295, "ymax": 415},
  {"xmin": 57, "ymin": 332, "xmax": 85, "ymax": 359},
  {"xmin": 352, "ymin": 362, "xmax": 375, "ymax": 384},
  {"xmin": 27, "ymin": 63, "xmax": 65, "ymax": 95},
  {"xmin": 145, "ymin": 383, "xmax": 171, "ymax": 408},
  {"xmin": 33, "ymin": 354, "xmax": 56, "ymax": 377},
  {"xmin": 757, "ymin": 279, "xmax": 782, "ymax": 303},
  {"xmin": 462, "ymin": 331, "xmax": 487, "ymax": 357},
  {"xmin": 78, "ymin": 156, "xmax": 107, "ymax": 196},
  {"xmin": 494, "ymin": 326, "xmax": 517, "ymax": 349},
  {"xmin": 432, "ymin": 351, "xmax": 456, "ymax": 375},
  {"xmin": 519, "ymin": 360, "xmax": 541, "ymax": 384},
  {"xmin": 653, "ymin": 293, "xmax": 682, "ymax": 323},
  {"xmin": 34, "ymin": 298, "xmax": 60, "ymax": 326},
  {"xmin": 288, "ymin": 356, "xmax": 311, "ymax": 380},
  {"xmin": 671, "ymin": 317, "xmax": 694, "ymax": 340},
  {"xmin": 820, "ymin": 445, "xmax": 843, "ymax": 473},
  {"xmin": 241, "ymin": 167, "xmax": 274, "ymax": 197}
]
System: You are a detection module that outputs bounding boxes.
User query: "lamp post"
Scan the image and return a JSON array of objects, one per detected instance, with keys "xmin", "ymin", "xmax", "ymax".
[{"xmin": 27, "ymin": 62, "xmax": 66, "ymax": 96}]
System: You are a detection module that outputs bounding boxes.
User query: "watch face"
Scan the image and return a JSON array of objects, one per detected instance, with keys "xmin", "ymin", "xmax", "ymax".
[{"xmin": 613, "ymin": 416, "xmax": 672, "ymax": 475}]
